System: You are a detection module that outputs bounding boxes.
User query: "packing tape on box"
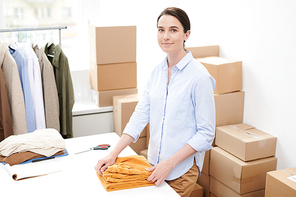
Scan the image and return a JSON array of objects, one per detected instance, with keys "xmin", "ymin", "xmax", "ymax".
[
  {"xmin": 229, "ymin": 125, "xmax": 262, "ymax": 139},
  {"xmin": 232, "ymin": 171, "xmax": 262, "ymax": 185},
  {"xmin": 229, "ymin": 125, "xmax": 267, "ymax": 148},
  {"xmin": 283, "ymin": 170, "xmax": 296, "ymax": 183}
]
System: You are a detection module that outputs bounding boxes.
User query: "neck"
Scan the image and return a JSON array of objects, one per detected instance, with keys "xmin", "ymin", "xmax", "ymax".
[{"xmin": 167, "ymin": 50, "xmax": 187, "ymax": 68}]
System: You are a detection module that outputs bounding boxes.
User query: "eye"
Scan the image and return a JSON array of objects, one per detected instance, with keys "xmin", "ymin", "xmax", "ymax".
[
  {"xmin": 171, "ymin": 29, "xmax": 177, "ymax": 33},
  {"xmin": 158, "ymin": 29, "xmax": 164, "ymax": 32}
]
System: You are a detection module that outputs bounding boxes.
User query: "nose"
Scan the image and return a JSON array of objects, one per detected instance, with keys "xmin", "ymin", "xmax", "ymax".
[{"xmin": 163, "ymin": 31, "xmax": 170, "ymax": 40}]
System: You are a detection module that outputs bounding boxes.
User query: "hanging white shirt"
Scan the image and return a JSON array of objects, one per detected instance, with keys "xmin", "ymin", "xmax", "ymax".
[{"xmin": 16, "ymin": 42, "xmax": 46, "ymax": 130}]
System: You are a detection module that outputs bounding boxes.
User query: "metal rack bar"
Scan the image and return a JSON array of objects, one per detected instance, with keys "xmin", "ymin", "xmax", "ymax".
[{"xmin": 0, "ymin": 26, "xmax": 67, "ymax": 46}]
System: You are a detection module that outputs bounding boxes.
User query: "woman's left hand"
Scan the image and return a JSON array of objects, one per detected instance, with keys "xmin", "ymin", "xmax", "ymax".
[{"xmin": 145, "ymin": 160, "xmax": 174, "ymax": 186}]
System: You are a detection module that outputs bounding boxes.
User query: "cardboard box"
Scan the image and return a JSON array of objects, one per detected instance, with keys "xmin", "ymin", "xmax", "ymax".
[
  {"xmin": 90, "ymin": 88, "xmax": 138, "ymax": 107},
  {"xmin": 210, "ymin": 177, "xmax": 265, "ymax": 197},
  {"xmin": 140, "ymin": 149, "xmax": 148, "ymax": 159},
  {"xmin": 216, "ymin": 123, "xmax": 277, "ymax": 161},
  {"xmin": 187, "ymin": 44, "xmax": 219, "ymax": 58},
  {"xmin": 129, "ymin": 136, "xmax": 146, "ymax": 155},
  {"xmin": 190, "ymin": 183, "xmax": 203, "ymax": 197},
  {"xmin": 215, "ymin": 91, "xmax": 244, "ymax": 127},
  {"xmin": 197, "ymin": 57, "xmax": 242, "ymax": 94},
  {"xmin": 90, "ymin": 61, "xmax": 137, "ymax": 91},
  {"xmin": 197, "ymin": 173, "xmax": 210, "ymax": 197},
  {"xmin": 202, "ymin": 150, "xmax": 211, "ymax": 176},
  {"xmin": 89, "ymin": 25, "xmax": 136, "ymax": 64},
  {"xmin": 146, "ymin": 123, "xmax": 150, "ymax": 149},
  {"xmin": 210, "ymin": 147, "xmax": 277, "ymax": 194},
  {"xmin": 209, "ymin": 193, "xmax": 217, "ymax": 197},
  {"xmin": 113, "ymin": 94, "xmax": 147, "ymax": 138},
  {"xmin": 265, "ymin": 167, "xmax": 296, "ymax": 197}
]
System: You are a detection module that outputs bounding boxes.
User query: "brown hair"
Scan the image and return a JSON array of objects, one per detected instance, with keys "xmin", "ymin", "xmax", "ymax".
[
  {"xmin": 157, "ymin": 7, "xmax": 191, "ymax": 34},
  {"xmin": 157, "ymin": 7, "xmax": 191, "ymax": 50}
]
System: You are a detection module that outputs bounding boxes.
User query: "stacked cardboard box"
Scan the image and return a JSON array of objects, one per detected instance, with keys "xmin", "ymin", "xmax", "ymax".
[
  {"xmin": 89, "ymin": 25, "xmax": 138, "ymax": 107},
  {"xmin": 113, "ymin": 94, "xmax": 149, "ymax": 154},
  {"xmin": 192, "ymin": 45, "xmax": 277, "ymax": 197},
  {"xmin": 196, "ymin": 53, "xmax": 278, "ymax": 197},
  {"xmin": 197, "ymin": 56, "xmax": 242, "ymax": 95},
  {"xmin": 189, "ymin": 45, "xmax": 245, "ymax": 197},
  {"xmin": 265, "ymin": 167, "xmax": 296, "ymax": 197},
  {"xmin": 190, "ymin": 183, "xmax": 204, "ymax": 197},
  {"xmin": 209, "ymin": 123, "xmax": 277, "ymax": 197},
  {"xmin": 210, "ymin": 146, "xmax": 276, "ymax": 197}
]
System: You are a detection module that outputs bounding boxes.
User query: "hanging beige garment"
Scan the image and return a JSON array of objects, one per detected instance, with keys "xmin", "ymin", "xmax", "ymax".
[
  {"xmin": 0, "ymin": 68, "xmax": 13, "ymax": 141},
  {"xmin": 33, "ymin": 45, "xmax": 60, "ymax": 132},
  {"xmin": 0, "ymin": 43, "xmax": 27, "ymax": 135}
]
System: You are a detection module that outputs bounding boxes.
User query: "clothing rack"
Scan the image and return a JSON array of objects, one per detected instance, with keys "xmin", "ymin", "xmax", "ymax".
[{"xmin": 0, "ymin": 26, "xmax": 67, "ymax": 46}]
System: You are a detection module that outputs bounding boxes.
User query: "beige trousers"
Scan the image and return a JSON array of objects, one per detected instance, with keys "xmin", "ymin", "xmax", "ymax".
[{"xmin": 166, "ymin": 161, "xmax": 199, "ymax": 197}]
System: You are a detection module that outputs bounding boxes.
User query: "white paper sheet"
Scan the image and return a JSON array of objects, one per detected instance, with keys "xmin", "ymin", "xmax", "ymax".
[{"xmin": 4, "ymin": 157, "xmax": 62, "ymax": 180}]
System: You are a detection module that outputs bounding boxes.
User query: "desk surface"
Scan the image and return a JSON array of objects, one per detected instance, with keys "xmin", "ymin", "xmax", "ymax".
[{"xmin": 0, "ymin": 133, "xmax": 179, "ymax": 197}]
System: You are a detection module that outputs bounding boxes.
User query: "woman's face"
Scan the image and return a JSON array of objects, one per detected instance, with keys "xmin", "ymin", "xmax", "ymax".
[{"xmin": 157, "ymin": 15, "xmax": 190, "ymax": 55}]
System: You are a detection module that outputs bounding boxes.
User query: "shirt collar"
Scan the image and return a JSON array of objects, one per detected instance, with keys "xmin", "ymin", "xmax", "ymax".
[
  {"xmin": 161, "ymin": 51, "xmax": 193, "ymax": 71},
  {"xmin": 52, "ymin": 44, "xmax": 62, "ymax": 67},
  {"xmin": 44, "ymin": 43, "xmax": 62, "ymax": 68},
  {"xmin": 176, "ymin": 51, "xmax": 193, "ymax": 70}
]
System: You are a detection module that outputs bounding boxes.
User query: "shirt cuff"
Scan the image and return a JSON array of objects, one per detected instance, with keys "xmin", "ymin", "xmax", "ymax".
[
  {"xmin": 187, "ymin": 133, "xmax": 213, "ymax": 152},
  {"xmin": 122, "ymin": 122, "xmax": 140, "ymax": 143}
]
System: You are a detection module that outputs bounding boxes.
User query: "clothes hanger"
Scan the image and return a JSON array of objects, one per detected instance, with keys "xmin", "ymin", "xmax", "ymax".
[
  {"xmin": 22, "ymin": 28, "xmax": 31, "ymax": 44},
  {"xmin": 32, "ymin": 27, "xmax": 39, "ymax": 48},
  {"xmin": 47, "ymin": 27, "xmax": 55, "ymax": 57},
  {"xmin": 8, "ymin": 28, "xmax": 17, "ymax": 51},
  {"xmin": 47, "ymin": 27, "xmax": 55, "ymax": 47}
]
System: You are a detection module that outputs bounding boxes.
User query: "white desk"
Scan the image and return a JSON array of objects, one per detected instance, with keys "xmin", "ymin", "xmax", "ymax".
[{"xmin": 0, "ymin": 133, "xmax": 179, "ymax": 197}]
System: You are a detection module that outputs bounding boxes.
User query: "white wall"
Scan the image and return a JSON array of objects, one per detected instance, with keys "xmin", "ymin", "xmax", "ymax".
[
  {"xmin": 178, "ymin": 0, "xmax": 296, "ymax": 170},
  {"xmin": 84, "ymin": 0, "xmax": 296, "ymax": 170}
]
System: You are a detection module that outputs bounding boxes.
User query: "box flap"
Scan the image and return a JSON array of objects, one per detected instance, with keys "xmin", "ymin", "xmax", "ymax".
[
  {"xmin": 268, "ymin": 168, "xmax": 296, "ymax": 190},
  {"xmin": 197, "ymin": 56, "xmax": 239, "ymax": 65},
  {"xmin": 217, "ymin": 125, "xmax": 274, "ymax": 143}
]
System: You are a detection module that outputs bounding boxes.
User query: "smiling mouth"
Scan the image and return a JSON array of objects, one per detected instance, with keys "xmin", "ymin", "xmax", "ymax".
[{"xmin": 162, "ymin": 43, "xmax": 173, "ymax": 46}]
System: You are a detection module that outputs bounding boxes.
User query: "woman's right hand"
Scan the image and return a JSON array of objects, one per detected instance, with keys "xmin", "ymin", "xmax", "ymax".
[
  {"xmin": 94, "ymin": 134, "xmax": 134, "ymax": 174},
  {"xmin": 94, "ymin": 154, "xmax": 116, "ymax": 175}
]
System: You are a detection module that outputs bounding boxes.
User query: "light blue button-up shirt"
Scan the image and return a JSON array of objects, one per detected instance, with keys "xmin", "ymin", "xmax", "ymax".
[
  {"xmin": 123, "ymin": 51, "xmax": 215, "ymax": 180},
  {"xmin": 10, "ymin": 48, "xmax": 36, "ymax": 133}
]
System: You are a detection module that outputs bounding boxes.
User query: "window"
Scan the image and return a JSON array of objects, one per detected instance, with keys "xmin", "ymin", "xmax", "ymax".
[
  {"xmin": 14, "ymin": 8, "xmax": 23, "ymax": 19},
  {"xmin": 2, "ymin": 0, "xmax": 82, "ymax": 70},
  {"xmin": 34, "ymin": 7, "xmax": 50, "ymax": 19},
  {"xmin": 1, "ymin": 0, "xmax": 180, "ymax": 98},
  {"xmin": 62, "ymin": 7, "xmax": 71, "ymax": 18}
]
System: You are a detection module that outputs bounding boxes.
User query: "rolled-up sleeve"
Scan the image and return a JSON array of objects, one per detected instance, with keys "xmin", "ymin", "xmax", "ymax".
[{"xmin": 187, "ymin": 74, "xmax": 216, "ymax": 152}]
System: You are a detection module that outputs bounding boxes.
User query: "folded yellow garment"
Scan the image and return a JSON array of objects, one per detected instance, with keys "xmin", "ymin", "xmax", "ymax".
[{"xmin": 97, "ymin": 155, "xmax": 155, "ymax": 192}]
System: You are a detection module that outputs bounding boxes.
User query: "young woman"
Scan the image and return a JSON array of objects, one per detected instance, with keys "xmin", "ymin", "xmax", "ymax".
[{"xmin": 95, "ymin": 7, "xmax": 215, "ymax": 197}]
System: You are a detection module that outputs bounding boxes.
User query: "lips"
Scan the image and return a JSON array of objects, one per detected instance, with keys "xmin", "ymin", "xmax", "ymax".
[{"xmin": 162, "ymin": 43, "xmax": 173, "ymax": 46}]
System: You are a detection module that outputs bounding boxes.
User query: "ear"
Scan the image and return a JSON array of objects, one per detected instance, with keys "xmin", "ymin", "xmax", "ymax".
[{"xmin": 184, "ymin": 30, "xmax": 191, "ymax": 42}]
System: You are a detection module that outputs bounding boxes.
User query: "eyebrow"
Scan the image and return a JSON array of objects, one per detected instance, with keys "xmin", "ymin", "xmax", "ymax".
[{"xmin": 157, "ymin": 25, "xmax": 180, "ymax": 29}]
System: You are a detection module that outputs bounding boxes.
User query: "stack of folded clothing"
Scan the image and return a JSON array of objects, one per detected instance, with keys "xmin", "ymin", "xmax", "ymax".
[
  {"xmin": 97, "ymin": 155, "xmax": 155, "ymax": 191},
  {"xmin": 0, "ymin": 129, "xmax": 66, "ymax": 165}
]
